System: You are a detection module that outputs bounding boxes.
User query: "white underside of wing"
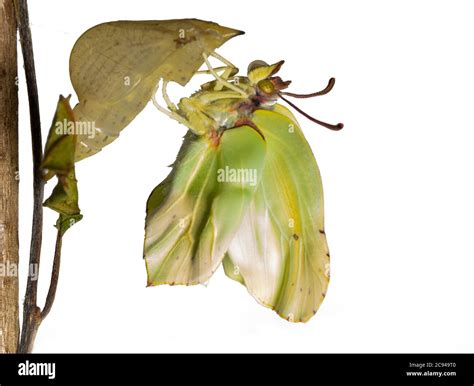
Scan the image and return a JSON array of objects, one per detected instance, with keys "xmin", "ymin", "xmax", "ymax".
[{"xmin": 227, "ymin": 200, "xmax": 285, "ymax": 306}]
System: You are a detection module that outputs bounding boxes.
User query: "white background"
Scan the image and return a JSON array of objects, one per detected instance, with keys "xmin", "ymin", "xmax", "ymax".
[{"xmin": 15, "ymin": 0, "xmax": 474, "ymax": 352}]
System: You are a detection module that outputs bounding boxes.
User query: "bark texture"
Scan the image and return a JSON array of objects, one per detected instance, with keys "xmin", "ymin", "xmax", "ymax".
[{"xmin": 0, "ymin": 0, "xmax": 19, "ymax": 354}]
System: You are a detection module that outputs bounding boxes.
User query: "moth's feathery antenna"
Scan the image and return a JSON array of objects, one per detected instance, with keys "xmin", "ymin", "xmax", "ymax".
[{"xmin": 202, "ymin": 52, "xmax": 247, "ymax": 97}]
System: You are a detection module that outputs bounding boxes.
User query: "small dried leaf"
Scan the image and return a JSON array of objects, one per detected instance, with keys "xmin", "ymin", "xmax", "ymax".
[{"xmin": 42, "ymin": 96, "xmax": 82, "ymax": 234}]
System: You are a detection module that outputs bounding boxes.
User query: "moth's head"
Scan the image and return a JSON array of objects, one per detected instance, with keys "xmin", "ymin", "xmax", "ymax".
[
  {"xmin": 247, "ymin": 60, "xmax": 291, "ymax": 99},
  {"xmin": 246, "ymin": 60, "xmax": 344, "ymax": 131}
]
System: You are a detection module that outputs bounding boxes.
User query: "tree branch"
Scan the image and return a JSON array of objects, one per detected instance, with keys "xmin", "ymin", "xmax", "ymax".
[{"xmin": 0, "ymin": 0, "xmax": 20, "ymax": 354}]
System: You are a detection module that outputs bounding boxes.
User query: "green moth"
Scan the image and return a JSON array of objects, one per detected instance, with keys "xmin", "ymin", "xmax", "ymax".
[
  {"xmin": 144, "ymin": 59, "xmax": 342, "ymax": 323},
  {"xmin": 67, "ymin": 19, "xmax": 342, "ymax": 323}
]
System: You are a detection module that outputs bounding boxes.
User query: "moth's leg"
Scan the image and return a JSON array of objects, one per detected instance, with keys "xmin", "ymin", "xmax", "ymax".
[
  {"xmin": 208, "ymin": 51, "xmax": 240, "ymax": 91},
  {"xmin": 210, "ymin": 51, "xmax": 237, "ymax": 68},
  {"xmin": 202, "ymin": 52, "xmax": 247, "ymax": 97},
  {"xmin": 209, "ymin": 51, "xmax": 238, "ymax": 80},
  {"xmin": 151, "ymin": 94, "xmax": 186, "ymax": 125},
  {"xmin": 195, "ymin": 66, "xmax": 229, "ymax": 76},
  {"xmin": 162, "ymin": 80, "xmax": 178, "ymax": 112},
  {"xmin": 195, "ymin": 52, "xmax": 238, "ymax": 80},
  {"xmin": 151, "ymin": 81, "xmax": 193, "ymax": 129},
  {"xmin": 152, "ymin": 95, "xmax": 204, "ymax": 135},
  {"xmin": 195, "ymin": 66, "xmax": 236, "ymax": 92},
  {"xmin": 213, "ymin": 67, "xmax": 236, "ymax": 91}
]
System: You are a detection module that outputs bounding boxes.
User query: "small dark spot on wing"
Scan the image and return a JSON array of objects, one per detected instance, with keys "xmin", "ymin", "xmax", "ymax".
[{"xmin": 174, "ymin": 35, "xmax": 197, "ymax": 48}]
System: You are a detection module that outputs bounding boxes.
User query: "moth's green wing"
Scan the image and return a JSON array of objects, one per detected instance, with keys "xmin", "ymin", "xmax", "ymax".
[
  {"xmin": 70, "ymin": 19, "xmax": 243, "ymax": 161},
  {"xmin": 223, "ymin": 105, "xmax": 330, "ymax": 323},
  {"xmin": 144, "ymin": 125, "xmax": 265, "ymax": 286},
  {"xmin": 144, "ymin": 132, "xmax": 218, "ymax": 285},
  {"xmin": 222, "ymin": 252, "xmax": 245, "ymax": 284}
]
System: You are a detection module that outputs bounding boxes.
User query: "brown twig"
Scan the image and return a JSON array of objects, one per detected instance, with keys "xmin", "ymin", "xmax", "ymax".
[
  {"xmin": 40, "ymin": 229, "xmax": 62, "ymax": 321},
  {"xmin": 15, "ymin": 0, "xmax": 44, "ymax": 353}
]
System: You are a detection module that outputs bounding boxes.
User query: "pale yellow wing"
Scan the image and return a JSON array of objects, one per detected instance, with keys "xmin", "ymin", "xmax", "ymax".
[{"xmin": 223, "ymin": 105, "xmax": 330, "ymax": 323}]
